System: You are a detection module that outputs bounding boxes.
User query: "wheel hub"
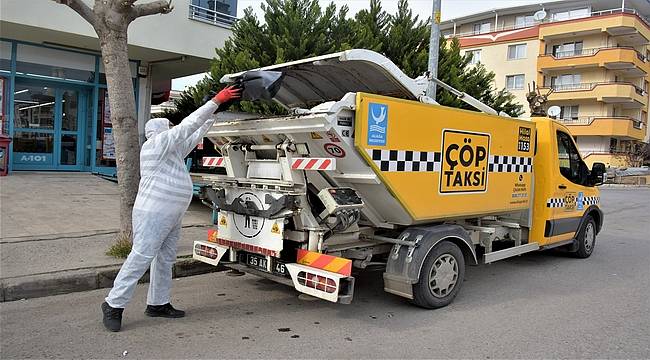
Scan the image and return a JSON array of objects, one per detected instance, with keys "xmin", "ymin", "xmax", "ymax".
[
  {"xmin": 584, "ymin": 222, "xmax": 595, "ymax": 253},
  {"xmin": 429, "ymin": 254, "xmax": 459, "ymax": 298}
]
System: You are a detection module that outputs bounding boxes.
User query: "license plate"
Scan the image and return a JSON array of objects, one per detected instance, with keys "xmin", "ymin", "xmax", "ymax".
[
  {"xmin": 245, "ymin": 253, "xmax": 268, "ymax": 271},
  {"xmin": 240, "ymin": 252, "xmax": 289, "ymax": 277}
]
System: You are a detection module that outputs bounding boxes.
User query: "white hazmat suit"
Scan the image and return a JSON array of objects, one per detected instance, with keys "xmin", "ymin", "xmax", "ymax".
[{"xmin": 105, "ymin": 100, "xmax": 219, "ymax": 309}]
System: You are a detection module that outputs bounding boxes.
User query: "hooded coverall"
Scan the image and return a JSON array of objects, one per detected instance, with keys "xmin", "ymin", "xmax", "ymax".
[{"xmin": 105, "ymin": 100, "xmax": 220, "ymax": 309}]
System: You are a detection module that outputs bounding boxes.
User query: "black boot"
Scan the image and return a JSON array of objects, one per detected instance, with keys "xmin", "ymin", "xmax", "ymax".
[
  {"xmin": 101, "ymin": 302, "xmax": 124, "ymax": 332},
  {"xmin": 145, "ymin": 303, "xmax": 185, "ymax": 318}
]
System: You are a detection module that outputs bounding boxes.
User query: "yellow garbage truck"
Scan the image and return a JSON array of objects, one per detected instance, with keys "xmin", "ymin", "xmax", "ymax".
[{"xmin": 193, "ymin": 49, "xmax": 605, "ymax": 308}]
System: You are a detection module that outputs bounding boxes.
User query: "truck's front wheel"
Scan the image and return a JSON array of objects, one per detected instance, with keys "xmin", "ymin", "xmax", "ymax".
[
  {"xmin": 574, "ymin": 217, "xmax": 596, "ymax": 259},
  {"xmin": 412, "ymin": 241, "xmax": 465, "ymax": 309}
]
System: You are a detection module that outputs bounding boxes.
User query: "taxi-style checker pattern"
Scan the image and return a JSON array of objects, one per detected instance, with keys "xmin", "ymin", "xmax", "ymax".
[
  {"xmin": 546, "ymin": 198, "xmax": 565, "ymax": 208},
  {"xmin": 488, "ymin": 155, "xmax": 533, "ymax": 173},
  {"xmin": 367, "ymin": 149, "xmax": 442, "ymax": 172},
  {"xmin": 366, "ymin": 149, "xmax": 532, "ymax": 173},
  {"xmin": 547, "ymin": 196, "xmax": 600, "ymax": 208}
]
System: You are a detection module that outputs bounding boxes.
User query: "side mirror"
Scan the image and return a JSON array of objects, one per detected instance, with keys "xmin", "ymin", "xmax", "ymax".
[{"xmin": 590, "ymin": 162, "xmax": 606, "ymax": 186}]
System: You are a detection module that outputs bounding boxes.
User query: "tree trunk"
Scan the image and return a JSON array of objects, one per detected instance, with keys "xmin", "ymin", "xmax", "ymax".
[
  {"xmin": 56, "ymin": 0, "xmax": 173, "ymax": 242},
  {"xmin": 96, "ymin": 18, "xmax": 140, "ymax": 239}
]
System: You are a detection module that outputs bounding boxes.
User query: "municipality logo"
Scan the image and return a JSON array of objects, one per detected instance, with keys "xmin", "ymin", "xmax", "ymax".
[{"xmin": 368, "ymin": 103, "xmax": 388, "ymax": 146}]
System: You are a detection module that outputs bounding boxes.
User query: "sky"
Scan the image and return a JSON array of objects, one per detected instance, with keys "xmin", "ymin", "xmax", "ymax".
[{"xmin": 172, "ymin": 0, "xmax": 562, "ymax": 90}]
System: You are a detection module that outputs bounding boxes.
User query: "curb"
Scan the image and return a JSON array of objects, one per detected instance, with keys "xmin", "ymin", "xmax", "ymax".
[{"xmin": 0, "ymin": 258, "xmax": 226, "ymax": 303}]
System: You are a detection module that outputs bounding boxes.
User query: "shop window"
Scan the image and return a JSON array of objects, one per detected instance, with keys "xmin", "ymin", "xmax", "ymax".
[
  {"xmin": 96, "ymin": 88, "xmax": 116, "ymax": 168},
  {"xmin": 13, "ymin": 131, "xmax": 54, "ymax": 153},
  {"xmin": 13, "ymin": 85, "xmax": 56, "ymax": 130},
  {"xmin": 15, "ymin": 44, "xmax": 95, "ymax": 82},
  {"xmin": 0, "ymin": 41, "xmax": 12, "ymax": 73}
]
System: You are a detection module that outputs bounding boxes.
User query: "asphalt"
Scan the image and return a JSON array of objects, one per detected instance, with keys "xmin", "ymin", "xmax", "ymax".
[{"xmin": 1, "ymin": 187, "xmax": 649, "ymax": 359}]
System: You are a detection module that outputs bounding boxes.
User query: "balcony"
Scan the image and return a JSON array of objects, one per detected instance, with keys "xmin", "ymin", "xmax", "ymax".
[
  {"xmin": 557, "ymin": 116, "xmax": 647, "ymax": 140},
  {"xmin": 539, "ymin": 8, "xmax": 650, "ymax": 44},
  {"xmin": 543, "ymin": 82, "xmax": 648, "ymax": 107},
  {"xmin": 189, "ymin": 4, "xmax": 237, "ymax": 27},
  {"xmin": 538, "ymin": 46, "xmax": 649, "ymax": 76}
]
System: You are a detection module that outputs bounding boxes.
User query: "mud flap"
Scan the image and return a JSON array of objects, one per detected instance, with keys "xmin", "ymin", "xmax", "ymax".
[{"xmin": 285, "ymin": 263, "xmax": 355, "ymax": 304}]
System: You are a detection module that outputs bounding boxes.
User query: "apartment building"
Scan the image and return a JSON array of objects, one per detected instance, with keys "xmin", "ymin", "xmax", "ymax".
[
  {"xmin": 0, "ymin": 0, "xmax": 235, "ymax": 174},
  {"xmin": 441, "ymin": 0, "xmax": 650, "ymax": 167}
]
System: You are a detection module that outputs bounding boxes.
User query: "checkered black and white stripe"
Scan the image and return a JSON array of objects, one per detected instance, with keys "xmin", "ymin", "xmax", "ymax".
[
  {"xmin": 489, "ymin": 155, "xmax": 533, "ymax": 173},
  {"xmin": 583, "ymin": 196, "xmax": 600, "ymax": 206},
  {"xmin": 547, "ymin": 198, "xmax": 565, "ymax": 208},
  {"xmin": 366, "ymin": 149, "xmax": 441, "ymax": 172}
]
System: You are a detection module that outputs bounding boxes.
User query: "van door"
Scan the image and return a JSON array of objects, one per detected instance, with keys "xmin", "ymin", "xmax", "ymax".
[{"xmin": 546, "ymin": 127, "xmax": 593, "ymax": 244}]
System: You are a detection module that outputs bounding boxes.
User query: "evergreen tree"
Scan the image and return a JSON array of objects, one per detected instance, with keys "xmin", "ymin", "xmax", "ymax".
[
  {"xmin": 383, "ymin": 0, "xmax": 429, "ymax": 78},
  {"xmin": 348, "ymin": 0, "xmax": 388, "ymax": 52},
  {"xmin": 166, "ymin": 0, "xmax": 524, "ymax": 120}
]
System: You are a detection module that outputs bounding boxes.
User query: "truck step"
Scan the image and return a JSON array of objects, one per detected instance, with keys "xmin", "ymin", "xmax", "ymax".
[{"xmin": 483, "ymin": 243, "xmax": 539, "ymax": 263}]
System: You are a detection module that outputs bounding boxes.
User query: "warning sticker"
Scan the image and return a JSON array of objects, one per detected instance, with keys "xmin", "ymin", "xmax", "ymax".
[
  {"xmin": 310, "ymin": 132, "xmax": 323, "ymax": 140},
  {"xmin": 518, "ymin": 127, "xmax": 531, "ymax": 152},
  {"xmin": 440, "ymin": 129, "xmax": 490, "ymax": 194}
]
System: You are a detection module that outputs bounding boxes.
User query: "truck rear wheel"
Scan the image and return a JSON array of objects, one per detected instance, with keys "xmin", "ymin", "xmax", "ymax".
[
  {"xmin": 574, "ymin": 217, "xmax": 596, "ymax": 259},
  {"xmin": 411, "ymin": 241, "xmax": 465, "ymax": 309}
]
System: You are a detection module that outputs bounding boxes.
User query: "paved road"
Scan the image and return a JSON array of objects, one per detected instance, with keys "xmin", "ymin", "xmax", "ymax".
[{"xmin": 1, "ymin": 188, "xmax": 649, "ymax": 359}]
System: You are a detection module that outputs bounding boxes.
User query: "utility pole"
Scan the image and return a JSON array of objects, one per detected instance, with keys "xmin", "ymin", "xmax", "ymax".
[{"xmin": 426, "ymin": 0, "xmax": 442, "ymax": 99}]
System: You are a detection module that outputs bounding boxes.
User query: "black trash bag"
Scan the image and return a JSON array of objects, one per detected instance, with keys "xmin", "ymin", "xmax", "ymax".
[
  {"xmin": 235, "ymin": 70, "xmax": 284, "ymax": 101},
  {"xmin": 203, "ymin": 70, "xmax": 284, "ymax": 110}
]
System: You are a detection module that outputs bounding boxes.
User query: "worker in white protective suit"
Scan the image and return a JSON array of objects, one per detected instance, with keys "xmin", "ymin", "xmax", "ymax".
[{"xmin": 101, "ymin": 86, "xmax": 241, "ymax": 332}]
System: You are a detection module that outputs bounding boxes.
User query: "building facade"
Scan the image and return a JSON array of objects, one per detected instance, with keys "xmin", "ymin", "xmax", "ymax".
[
  {"xmin": 0, "ymin": 0, "xmax": 235, "ymax": 174},
  {"xmin": 441, "ymin": 0, "xmax": 650, "ymax": 168}
]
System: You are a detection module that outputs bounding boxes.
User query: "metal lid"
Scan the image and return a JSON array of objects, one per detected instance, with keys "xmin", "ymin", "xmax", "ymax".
[{"xmin": 220, "ymin": 49, "xmax": 424, "ymax": 109}]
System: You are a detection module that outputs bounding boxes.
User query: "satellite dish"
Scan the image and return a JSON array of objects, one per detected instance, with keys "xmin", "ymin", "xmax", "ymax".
[
  {"xmin": 547, "ymin": 105, "xmax": 561, "ymax": 118},
  {"xmin": 533, "ymin": 10, "xmax": 547, "ymax": 21}
]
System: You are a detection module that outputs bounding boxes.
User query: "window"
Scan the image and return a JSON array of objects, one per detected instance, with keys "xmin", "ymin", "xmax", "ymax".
[
  {"xmin": 507, "ymin": 44, "xmax": 527, "ymax": 60},
  {"xmin": 467, "ymin": 50, "xmax": 481, "ymax": 65},
  {"xmin": 15, "ymin": 44, "xmax": 95, "ymax": 82},
  {"xmin": 190, "ymin": 0, "xmax": 237, "ymax": 25},
  {"xmin": 473, "ymin": 22, "xmax": 491, "ymax": 34},
  {"xmin": 515, "ymin": 15, "xmax": 535, "ymax": 28},
  {"xmin": 550, "ymin": 74, "xmax": 582, "ymax": 90},
  {"xmin": 506, "ymin": 74, "xmax": 525, "ymax": 90},
  {"xmin": 557, "ymin": 131, "xmax": 588, "ymax": 185},
  {"xmin": 559, "ymin": 105, "xmax": 579, "ymax": 120},
  {"xmin": 552, "ymin": 8, "xmax": 590, "ymax": 21},
  {"xmin": 552, "ymin": 41, "xmax": 583, "ymax": 58}
]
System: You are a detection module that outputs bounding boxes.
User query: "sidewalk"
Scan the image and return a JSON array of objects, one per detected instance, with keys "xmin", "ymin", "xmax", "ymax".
[{"xmin": 0, "ymin": 172, "xmax": 221, "ymax": 302}]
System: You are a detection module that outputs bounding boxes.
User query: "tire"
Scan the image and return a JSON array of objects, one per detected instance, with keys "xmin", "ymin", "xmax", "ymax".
[
  {"xmin": 573, "ymin": 217, "xmax": 596, "ymax": 259},
  {"xmin": 411, "ymin": 241, "xmax": 465, "ymax": 309}
]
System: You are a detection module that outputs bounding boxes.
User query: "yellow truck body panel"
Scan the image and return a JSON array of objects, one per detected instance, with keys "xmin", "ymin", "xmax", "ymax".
[{"xmin": 354, "ymin": 93, "xmax": 536, "ymax": 221}]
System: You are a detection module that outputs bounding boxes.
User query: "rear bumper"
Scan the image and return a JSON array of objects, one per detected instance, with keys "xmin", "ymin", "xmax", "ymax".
[{"xmin": 192, "ymin": 241, "xmax": 355, "ymax": 304}]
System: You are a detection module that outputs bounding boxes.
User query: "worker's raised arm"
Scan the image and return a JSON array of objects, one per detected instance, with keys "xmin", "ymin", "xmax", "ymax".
[
  {"xmin": 166, "ymin": 86, "xmax": 240, "ymax": 147},
  {"xmin": 182, "ymin": 118, "xmax": 216, "ymax": 158}
]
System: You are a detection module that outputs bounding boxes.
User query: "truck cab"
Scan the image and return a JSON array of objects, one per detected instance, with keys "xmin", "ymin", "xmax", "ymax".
[{"xmin": 531, "ymin": 118, "xmax": 604, "ymax": 255}]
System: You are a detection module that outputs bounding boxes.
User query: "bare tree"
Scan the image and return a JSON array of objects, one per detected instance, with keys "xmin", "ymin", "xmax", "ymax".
[{"xmin": 54, "ymin": 0, "xmax": 173, "ymax": 241}]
